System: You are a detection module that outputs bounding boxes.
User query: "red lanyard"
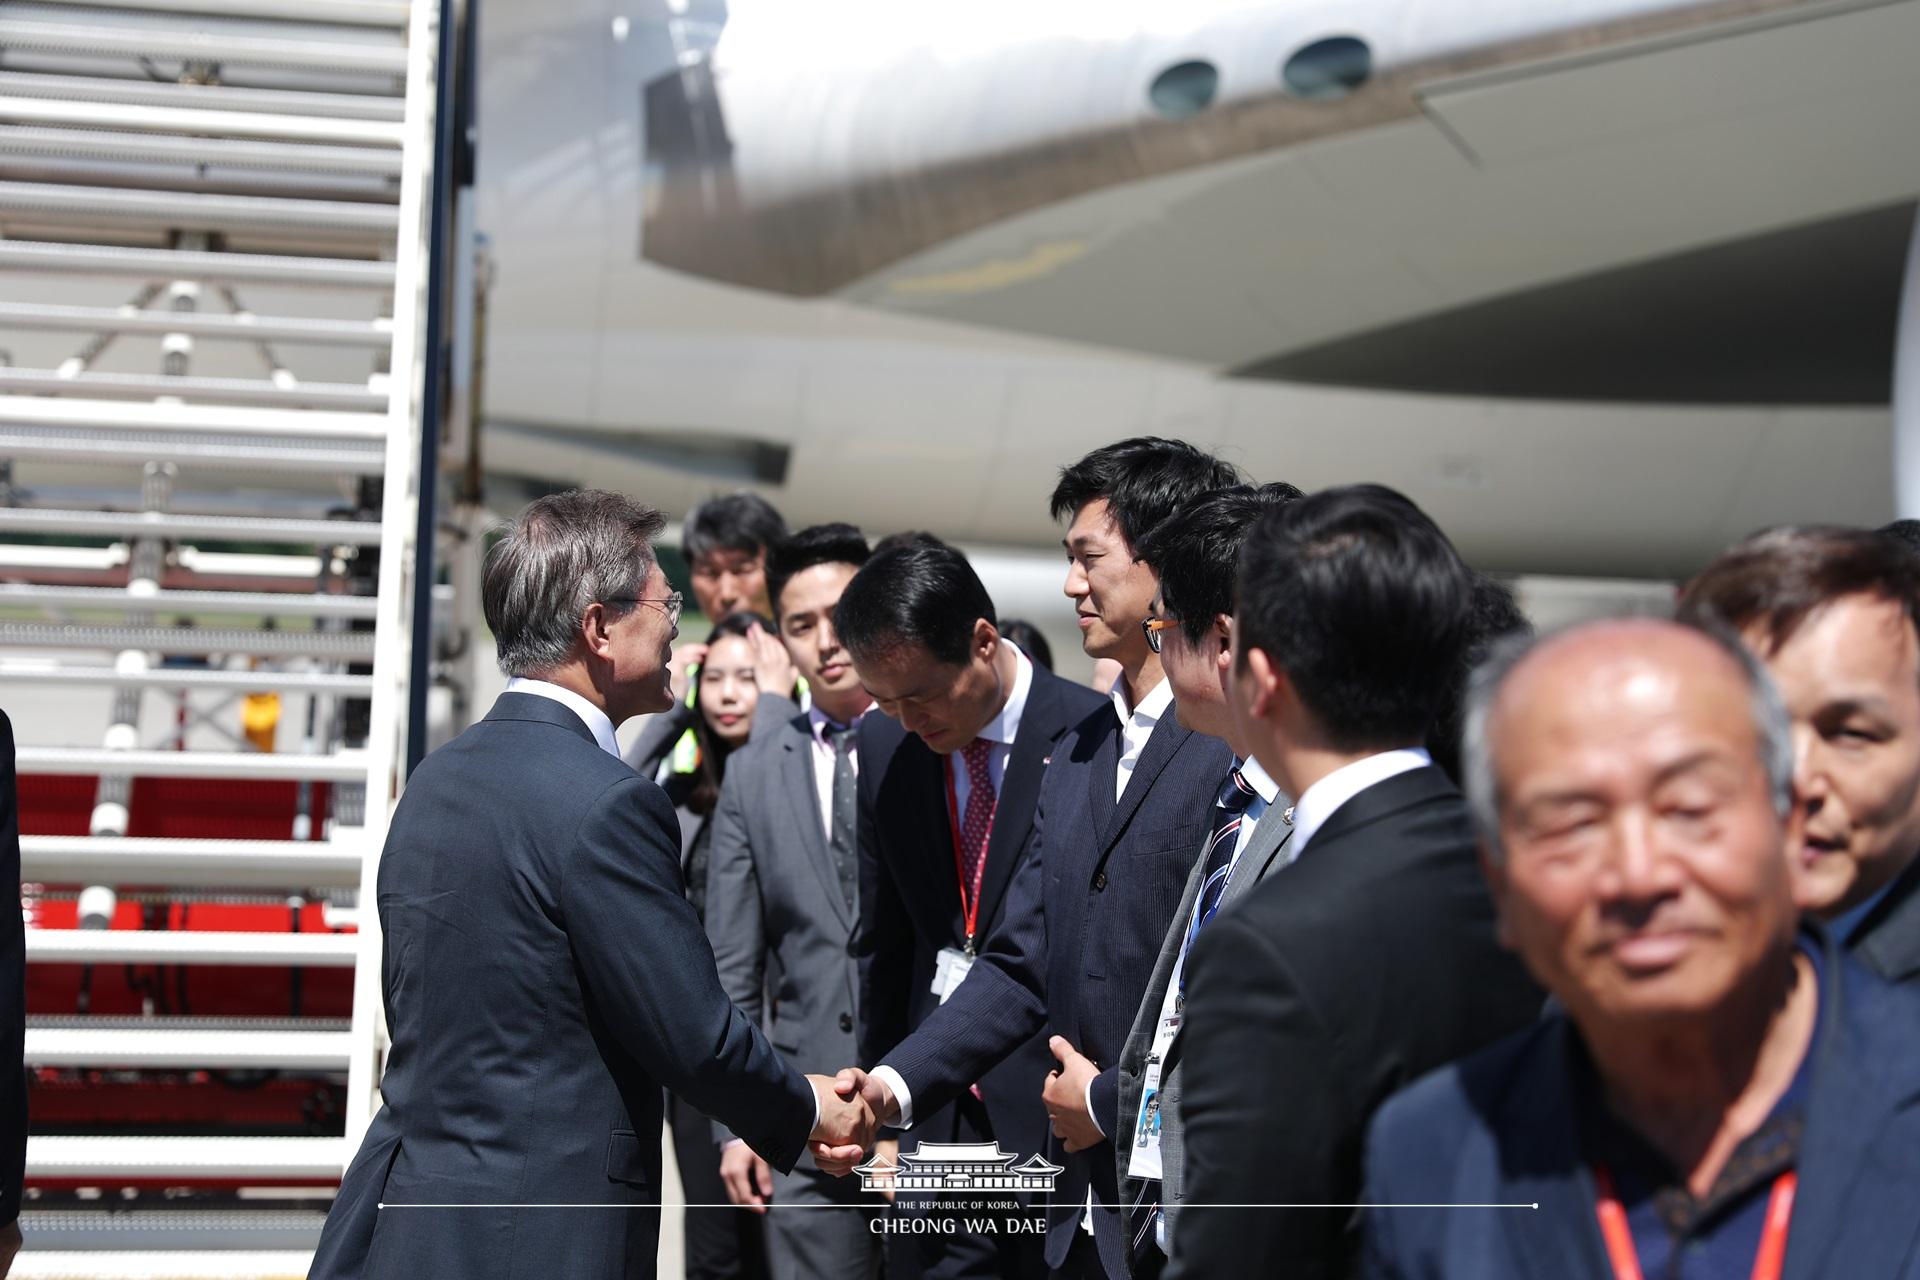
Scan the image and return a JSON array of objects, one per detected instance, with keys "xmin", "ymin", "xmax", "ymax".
[
  {"xmin": 943, "ymin": 758, "xmax": 996, "ymax": 954},
  {"xmin": 1593, "ymin": 1165, "xmax": 1796, "ymax": 1280}
]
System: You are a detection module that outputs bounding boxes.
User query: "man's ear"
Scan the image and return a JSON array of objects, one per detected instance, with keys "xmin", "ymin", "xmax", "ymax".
[
  {"xmin": 1212, "ymin": 615, "xmax": 1233, "ymax": 671},
  {"xmin": 975, "ymin": 617, "xmax": 999, "ymax": 663},
  {"xmin": 580, "ymin": 602, "xmax": 616, "ymax": 661},
  {"xmin": 1245, "ymin": 647, "xmax": 1282, "ymax": 720}
]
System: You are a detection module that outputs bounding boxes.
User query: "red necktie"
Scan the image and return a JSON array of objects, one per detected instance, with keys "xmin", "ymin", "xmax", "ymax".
[{"xmin": 958, "ymin": 739, "xmax": 996, "ymax": 889}]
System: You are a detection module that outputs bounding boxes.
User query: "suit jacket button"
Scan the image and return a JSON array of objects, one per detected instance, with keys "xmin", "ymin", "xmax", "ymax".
[
  {"xmin": 839, "ymin": 1013, "xmax": 854, "ymax": 1033},
  {"xmin": 846, "ymin": 937, "xmax": 859, "ymax": 957},
  {"xmin": 1093, "ymin": 872, "xmax": 1108, "ymax": 891}
]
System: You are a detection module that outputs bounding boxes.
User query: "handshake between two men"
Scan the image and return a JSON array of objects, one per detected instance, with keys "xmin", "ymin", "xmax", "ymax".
[
  {"xmin": 738, "ymin": 1042, "xmax": 1107, "ymax": 1212},
  {"xmin": 727, "ymin": 1069, "xmax": 906, "ymax": 1212}
]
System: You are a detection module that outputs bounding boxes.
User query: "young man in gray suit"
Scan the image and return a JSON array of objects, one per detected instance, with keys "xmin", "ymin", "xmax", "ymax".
[
  {"xmin": 1114, "ymin": 483, "xmax": 1301, "ymax": 1277},
  {"xmin": 706, "ymin": 524, "xmax": 884, "ymax": 1280},
  {"xmin": 310, "ymin": 492, "xmax": 874, "ymax": 1280}
]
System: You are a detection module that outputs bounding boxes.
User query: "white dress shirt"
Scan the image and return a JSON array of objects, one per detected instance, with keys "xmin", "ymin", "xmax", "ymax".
[
  {"xmin": 807, "ymin": 704, "xmax": 870, "ymax": 842},
  {"xmin": 1111, "ymin": 673, "xmax": 1175, "ymax": 802},
  {"xmin": 870, "ymin": 643, "xmax": 1034, "ymax": 1130},
  {"xmin": 949, "ymin": 641, "xmax": 1032, "ymax": 819},
  {"xmin": 505, "ymin": 677, "xmax": 621, "ymax": 758},
  {"xmin": 1287, "ymin": 747, "xmax": 1433, "ymax": 860}
]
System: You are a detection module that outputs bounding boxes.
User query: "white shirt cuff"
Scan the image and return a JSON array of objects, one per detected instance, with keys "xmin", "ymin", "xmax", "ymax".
[
  {"xmin": 870, "ymin": 1065, "xmax": 915, "ymax": 1128},
  {"xmin": 723, "ymin": 1137, "xmax": 745, "ymax": 1151},
  {"xmin": 1083, "ymin": 1074, "xmax": 1106, "ymax": 1139}
]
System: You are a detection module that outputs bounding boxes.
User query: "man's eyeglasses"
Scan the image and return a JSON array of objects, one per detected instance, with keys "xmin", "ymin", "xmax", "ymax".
[
  {"xmin": 1142, "ymin": 616, "xmax": 1178, "ymax": 654},
  {"xmin": 602, "ymin": 590, "xmax": 683, "ymax": 628}
]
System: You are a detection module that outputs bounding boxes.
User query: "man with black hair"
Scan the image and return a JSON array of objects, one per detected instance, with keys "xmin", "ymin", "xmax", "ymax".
[
  {"xmin": 836, "ymin": 439, "xmax": 1239, "ymax": 1280},
  {"xmin": 705, "ymin": 524, "xmax": 883, "ymax": 1280},
  {"xmin": 1165, "ymin": 485, "xmax": 1540, "ymax": 1280},
  {"xmin": 832, "ymin": 535, "xmax": 1103, "ymax": 1280},
  {"xmin": 1426, "ymin": 573, "xmax": 1532, "ymax": 785},
  {"xmin": 1114, "ymin": 482, "xmax": 1300, "ymax": 1274},
  {"xmin": 626, "ymin": 491, "xmax": 793, "ymax": 781},
  {"xmin": 1881, "ymin": 518, "xmax": 1920, "ymax": 559},
  {"xmin": 686, "ymin": 491, "xmax": 789, "ymax": 621},
  {"xmin": 1680, "ymin": 526, "xmax": 1920, "ymax": 987}
]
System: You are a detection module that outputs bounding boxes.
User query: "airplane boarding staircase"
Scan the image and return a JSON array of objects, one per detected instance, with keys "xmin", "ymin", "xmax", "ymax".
[{"xmin": 0, "ymin": 0, "xmax": 468, "ymax": 1272}]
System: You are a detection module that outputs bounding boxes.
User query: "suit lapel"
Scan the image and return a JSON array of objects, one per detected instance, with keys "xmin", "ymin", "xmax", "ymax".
[
  {"xmin": 895, "ymin": 735, "xmax": 965, "ymax": 944},
  {"xmin": 1783, "ymin": 941, "xmax": 1920, "ymax": 1278},
  {"xmin": 1087, "ymin": 705, "xmax": 1121, "ymax": 834},
  {"xmin": 974, "ymin": 675, "xmax": 1060, "ymax": 938},
  {"xmin": 1850, "ymin": 857, "xmax": 1920, "ymax": 983},
  {"xmin": 777, "ymin": 716, "xmax": 851, "ymax": 930},
  {"xmin": 1217, "ymin": 803, "xmax": 1293, "ymax": 915},
  {"xmin": 1096, "ymin": 709, "xmax": 1190, "ymax": 856}
]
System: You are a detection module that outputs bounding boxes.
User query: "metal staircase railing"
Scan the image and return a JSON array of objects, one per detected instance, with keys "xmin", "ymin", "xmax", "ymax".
[{"xmin": 2, "ymin": 0, "xmax": 459, "ymax": 1268}]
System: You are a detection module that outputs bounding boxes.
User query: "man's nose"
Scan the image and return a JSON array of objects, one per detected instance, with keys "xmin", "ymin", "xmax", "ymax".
[
  {"xmin": 1596, "ymin": 811, "xmax": 1677, "ymax": 903},
  {"xmin": 1063, "ymin": 561, "xmax": 1088, "ymax": 600}
]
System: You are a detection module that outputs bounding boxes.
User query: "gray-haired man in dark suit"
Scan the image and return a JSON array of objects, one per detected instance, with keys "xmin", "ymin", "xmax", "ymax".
[{"xmin": 310, "ymin": 490, "xmax": 874, "ymax": 1280}]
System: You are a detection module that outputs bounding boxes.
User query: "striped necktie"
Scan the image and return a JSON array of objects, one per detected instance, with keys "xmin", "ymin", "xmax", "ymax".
[{"xmin": 1131, "ymin": 766, "xmax": 1258, "ymax": 1271}]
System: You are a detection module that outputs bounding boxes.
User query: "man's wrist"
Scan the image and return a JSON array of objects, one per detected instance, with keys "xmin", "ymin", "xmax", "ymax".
[
  {"xmin": 1082, "ymin": 1073, "xmax": 1106, "ymax": 1139},
  {"xmin": 870, "ymin": 1065, "xmax": 913, "ymax": 1127}
]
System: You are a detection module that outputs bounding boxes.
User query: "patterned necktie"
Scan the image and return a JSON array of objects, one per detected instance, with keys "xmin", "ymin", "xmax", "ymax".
[
  {"xmin": 826, "ymin": 722, "xmax": 859, "ymax": 910},
  {"xmin": 957, "ymin": 739, "xmax": 996, "ymax": 905},
  {"xmin": 1183, "ymin": 767, "xmax": 1259, "ymax": 978},
  {"xmin": 1132, "ymin": 766, "xmax": 1259, "ymax": 1271}
]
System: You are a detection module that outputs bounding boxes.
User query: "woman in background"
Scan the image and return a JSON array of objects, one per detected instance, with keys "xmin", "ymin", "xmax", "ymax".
[{"xmin": 656, "ymin": 610, "xmax": 793, "ymax": 1280}]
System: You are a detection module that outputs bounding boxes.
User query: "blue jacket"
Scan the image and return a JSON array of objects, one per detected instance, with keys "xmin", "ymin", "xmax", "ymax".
[
  {"xmin": 1362, "ymin": 928, "xmax": 1920, "ymax": 1280},
  {"xmin": 310, "ymin": 693, "xmax": 815, "ymax": 1280},
  {"xmin": 880, "ymin": 693, "xmax": 1232, "ymax": 1274}
]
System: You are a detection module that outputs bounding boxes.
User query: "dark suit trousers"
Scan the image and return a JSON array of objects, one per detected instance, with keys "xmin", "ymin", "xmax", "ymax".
[{"xmin": 669, "ymin": 1091, "xmax": 768, "ymax": 1280}]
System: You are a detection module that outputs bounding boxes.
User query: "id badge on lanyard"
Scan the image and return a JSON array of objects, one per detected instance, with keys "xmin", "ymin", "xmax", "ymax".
[{"xmin": 1128, "ymin": 959, "xmax": 1186, "ymax": 1181}]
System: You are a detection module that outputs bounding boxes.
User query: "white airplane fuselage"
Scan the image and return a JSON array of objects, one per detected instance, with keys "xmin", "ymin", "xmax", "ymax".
[{"xmin": 476, "ymin": 0, "xmax": 1920, "ymax": 603}]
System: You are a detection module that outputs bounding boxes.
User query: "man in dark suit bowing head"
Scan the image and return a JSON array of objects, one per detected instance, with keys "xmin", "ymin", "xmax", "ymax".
[
  {"xmin": 311, "ymin": 489, "xmax": 874, "ymax": 1280},
  {"xmin": 836, "ymin": 440, "xmax": 1241, "ymax": 1280},
  {"xmin": 832, "ymin": 534, "xmax": 1103, "ymax": 1279},
  {"xmin": 1166, "ymin": 485, "xmax": 1540, "ymax": 1280}
]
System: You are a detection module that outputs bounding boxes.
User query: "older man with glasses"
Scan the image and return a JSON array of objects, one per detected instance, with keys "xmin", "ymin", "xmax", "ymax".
[
  {"xmin": 1361, "ymin": 617, "xmax": 1920, "ymax": 1279},
  {"xmin": 310, "ymin": 489, "xmax": 876, "ymax": 1280}
]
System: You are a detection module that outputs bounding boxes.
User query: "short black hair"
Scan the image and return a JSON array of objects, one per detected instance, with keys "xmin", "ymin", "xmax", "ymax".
[
  {"xmin": 1135, "ymin": 482, "xmax": 1303, "ymax": 644},
  {"xmin": 834, "ymin": 535, "xmax": 998, "ymax": 667},
  {"xmin": 1428, "ymin": 574, "xmax": 1532, "ymax": 784},
  {"xmin": 1049, "ymin": 437, "xmax": 1243, "ymax": 552},
  {"xmin": 766, "ymin": 523, "xmax": 871, "ymax": 617},
  {"xmin": 1882, "ymin": 519, "xmax": 1920, "ymax": 559},
  {"xmin": 682, "ymin": 491, "xmax": 788, "ymax": 563},
  {"xmin": 1236, "ymin": 484, "xmax": 1474, "ymax": 752},
  {"xmin": 998, "ymin": 618, "xmax": 1053, "ymax": 671}
]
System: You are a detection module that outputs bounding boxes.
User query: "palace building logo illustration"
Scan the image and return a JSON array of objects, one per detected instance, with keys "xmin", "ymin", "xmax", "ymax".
[{"xmin": 854, "ymin": 1141, "xmax": 1064, "ymax": 1194}]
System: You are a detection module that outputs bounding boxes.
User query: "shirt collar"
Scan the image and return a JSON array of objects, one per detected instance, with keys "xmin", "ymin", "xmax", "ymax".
[
  {"xmin": 976, "ymin": 641, "xmax": 1033, "ymax": 747},
  {"xmin": 808, "ymin": 702, "xmax": 869, "ymax": 745},
  {"xmin": 1235, "ymin": 755, "xmax": 1282, "ymax": 807},
  {"xmin": 1288, "ymin": 747, "xmax": 1432, "ymax": 856},
  {"xmin": 1109, "ymin": 671, "xmax": 1175, "ymax": 730},
  {"xmin": 505, "ymin": 676, "xmax": 621, "ymax": 759}
]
